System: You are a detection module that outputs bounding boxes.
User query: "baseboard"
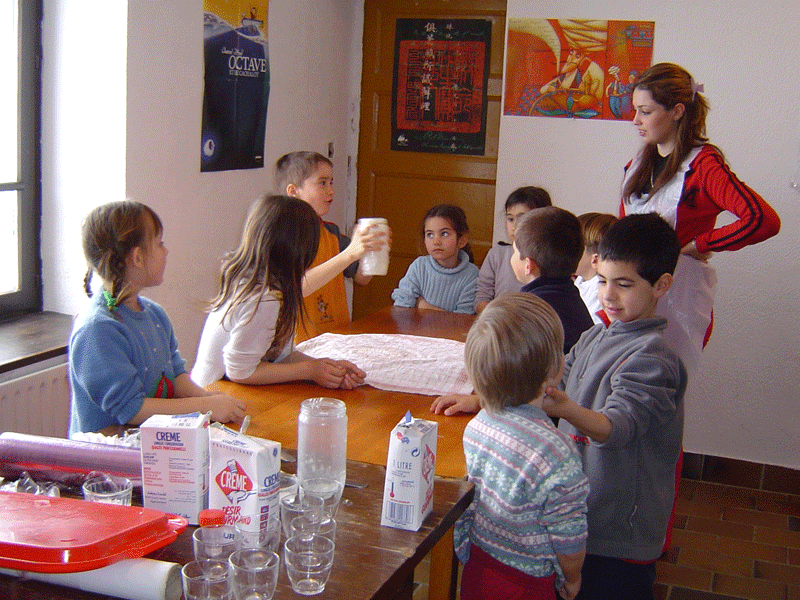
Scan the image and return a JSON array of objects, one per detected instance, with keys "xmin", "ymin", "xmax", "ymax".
[{"xmin": 682, "ymin": 452, "xmax": 800, "ymax": 495}]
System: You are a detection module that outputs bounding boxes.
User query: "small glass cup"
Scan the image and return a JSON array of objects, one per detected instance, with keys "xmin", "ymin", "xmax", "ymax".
[
  {"xmin": 193, "ymin": 524, "xmax": 239, "ymax": 561},
  {"xmin": 235, "ymin": 515, "xmax": 281, "ymax": 553},
  {"xmin": 81, "ymin": 474, "xmax": 133, "ymax": 506},
  {"xmin": 291, "ymin": 515, "xmax": 336, "ymax": 543},
  {"xmin": 300, "ymin": 477, "xmax": 343, "ymax": 518},
  {"xmin": 228, "ymin": 548, "xmax": 280, "ymax": 600},
  {"xmin": 181, "ymin": 559, "xmax": 230, "ymax": 600},
  {"xmin": 280, "ymin": 492, "xmax": 324, "ymax": 539},
  {"xmin": 283, "ymin": 533, "xmax": 335, "ymax": 596},
  {"xmin": 279, "ymin": 471, "xmax": 298, "ymax": 503}
]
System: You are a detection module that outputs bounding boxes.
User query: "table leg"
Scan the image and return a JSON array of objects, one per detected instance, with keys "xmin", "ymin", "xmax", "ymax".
[{"xmin": 427, "ymin": 526, "xmax": 458, "ymax": 600}]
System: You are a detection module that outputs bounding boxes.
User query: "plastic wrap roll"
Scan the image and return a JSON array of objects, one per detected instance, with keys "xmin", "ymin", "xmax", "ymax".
[
  {"xmin": 0, "ymin": 432, "xmax": 142, "ymax": 487},
  {"xmin": 0, "ymin": 558, "xmax": 181, "ymax": 600}
]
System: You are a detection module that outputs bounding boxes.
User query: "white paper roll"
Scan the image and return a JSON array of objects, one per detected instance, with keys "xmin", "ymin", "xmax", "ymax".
[{"xmin": 0, "ymin": 557, "xmax": 181, "ymax": 600}]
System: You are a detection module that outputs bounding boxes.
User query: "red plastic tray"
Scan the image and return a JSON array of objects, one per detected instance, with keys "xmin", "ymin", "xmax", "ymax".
[{"xmin": 0, "ymin": 491, "xmax": 188, "ymax": 573}]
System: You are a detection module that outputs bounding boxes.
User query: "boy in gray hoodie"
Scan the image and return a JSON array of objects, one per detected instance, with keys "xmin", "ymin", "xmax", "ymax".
[{"xmin": 543, "ymin": 213, "xmax": 686, "ymax": 600}]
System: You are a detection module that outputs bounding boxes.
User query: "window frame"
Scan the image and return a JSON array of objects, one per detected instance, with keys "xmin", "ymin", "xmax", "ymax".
[{"xmin": 0, "ymin": 0, "xmax": 42, "ymax": 320}]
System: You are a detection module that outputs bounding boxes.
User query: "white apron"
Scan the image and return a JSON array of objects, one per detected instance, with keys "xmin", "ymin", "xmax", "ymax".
[{"xmin": 624, "ymin": 147, "xmax": 717, "ymax": 375}]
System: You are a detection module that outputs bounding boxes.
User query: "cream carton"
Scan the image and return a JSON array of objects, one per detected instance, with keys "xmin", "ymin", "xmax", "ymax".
[
  {"xmin": 140, "ymin": 412, "xmax": 210, "ymax": 525},
  {"xmin": 208, "ymin": 425, "xmax": 281, "ymax": 533},
  {"xmin": 381, "ymin": 411, "xmax": 438, "ymax": 531}
]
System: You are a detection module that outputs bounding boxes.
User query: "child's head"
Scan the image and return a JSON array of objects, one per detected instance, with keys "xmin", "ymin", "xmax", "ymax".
[
  {"xmin": 214, "ymin": 195, "xmax": 321, "ymax": 354},
  {"xmin": 81, "ymin": 200, "xmax": 164, "ymax": 307},
  {"xmin": 511, "ymin": 207, "xmax": 583, "ymax": 282},
  {"xmin": 421, "ymin": 204, "xmax": 473, "ymax": 267},
  {"xmin": 274, "ymin": 151, "xmax": 334, "ymax": 217},
  {"xmin": 504, "ymin": 186, "xmax": 552, "ymax": 243},
  {"xmin": 465, "ymin": 293, "xmax": 564, "ymax": 412},
  {"xmin": 575, "ymin": 212, "xmax": 618, "ymax": 279},
  {"xmin": 596, "ymin": 213, "xmax": 680, "ymax": 323}
]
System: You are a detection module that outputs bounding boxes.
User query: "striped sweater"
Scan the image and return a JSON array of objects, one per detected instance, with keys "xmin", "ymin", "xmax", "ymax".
[{"xmin": 454, "ymin": 404, "xmax": 588, "ymax": 581}]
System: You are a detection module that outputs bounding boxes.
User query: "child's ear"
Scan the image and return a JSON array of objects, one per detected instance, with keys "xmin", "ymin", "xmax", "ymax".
[
  {"xmin": 126, "ymin": 245, "xmax": 145, "ymax": 271},
  {"xmin": 457, "ymin": 234, "xmax": 469, "ymax": 249},
  {"xmin": 286, "ymin": 183, "xmax": 299, "ymax": 198},
  {"xmin": 524, "ymin": 258, "xmax": 538, "ymax": 276},
  {"xmin": 591, "ymin": 253, "xmax": 599, "ymax": 269},
  {"xmin": 653, "ymin": 273, "xmax": 673, "ymax": 299}
]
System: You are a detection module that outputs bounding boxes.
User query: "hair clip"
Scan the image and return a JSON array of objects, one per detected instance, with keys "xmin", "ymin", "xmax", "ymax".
[
  {"xmin": 102, "ymin": 290, "xmax": 119, "ymax": 312},
  {"xmin": 690, "ymin": 78, "xmax": 705, "ymax": 100}
]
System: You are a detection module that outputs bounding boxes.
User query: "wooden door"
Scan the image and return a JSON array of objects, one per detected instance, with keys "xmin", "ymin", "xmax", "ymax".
[{"xmin": 354, "ymin": 0, "xmax": 507, "ymax": 319}]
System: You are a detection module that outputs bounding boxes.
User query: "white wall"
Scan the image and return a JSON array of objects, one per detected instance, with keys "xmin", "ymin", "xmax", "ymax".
[
  {"xmin": 500, "ymin": 1, "xmax": 800, "ymax": 467},
  {"xmin": 42, "ymin": 0, "xmax": 799, "ymax": 467},
  {"xmin": 42, "ymin": 0, "xmax": 365, "ymax": 369}
]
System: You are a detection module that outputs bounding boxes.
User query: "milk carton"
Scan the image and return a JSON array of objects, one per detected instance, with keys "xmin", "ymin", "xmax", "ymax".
[
  {"xmin": 381, "ymin": 411, "xmax": 438, "ymax": 531},
  {"xmin": 140, "ymin": 413, "xmax": 210, "ymax": 525},
  {"xmin": 208, "ymin": 425, "xmax": 281, "ymax": 533}
]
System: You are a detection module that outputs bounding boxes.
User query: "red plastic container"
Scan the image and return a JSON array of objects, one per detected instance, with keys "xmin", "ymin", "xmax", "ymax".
[{"xmin": 0, "ymin": 491, "xmax": 187, "ymax": 573}]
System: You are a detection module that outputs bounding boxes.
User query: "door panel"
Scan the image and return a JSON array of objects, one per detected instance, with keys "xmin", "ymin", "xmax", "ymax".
[{"xmin": 355, "ymin": 0, "xmax": 507, "ymax": 319}]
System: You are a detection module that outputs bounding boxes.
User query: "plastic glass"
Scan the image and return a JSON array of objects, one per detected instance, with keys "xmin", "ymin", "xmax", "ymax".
[
  {"xmin": 280, "ymin": 493, "xmax": 324, "ymax": 539},
  {"xmin": 283, "ymin": 534, "xmax": 335, "ymax": 596},
  {"xmin": 235, "ymin": 516, "xmax": 281, "ymax": 553},
  {"xmin": 356, "ymin": 217, "xmax": 390, "ymax": 276},
  {"xmin": 228, "ymin": 548, "xmax": 280, "ymax": 600},
  {"xmin": 81, "ymin": 475, "xmax": 133, "ymax": 506},
  {"xmin": 193, "ymin": 524, "xmax": 240, "ymax": 561},
  {"xmin": 181, "ymin": 559, "xmax": 231, "ymax": 600},
  {"xmin": 300, "ymin": 477, "xmax": 343, "ymax": 518},
  {"xmin": 291, "ymin": 516, "xmax": 336, "ymax": 542}
]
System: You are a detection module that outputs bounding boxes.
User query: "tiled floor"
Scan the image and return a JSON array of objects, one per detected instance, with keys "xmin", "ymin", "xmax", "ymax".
[
  {"xmin": 413, "ymin": 476, "xmax": 800, "ymax": 600},
  {"xmin": 655, "ymin": 478, "xmax": 800, "ymax": 600}
]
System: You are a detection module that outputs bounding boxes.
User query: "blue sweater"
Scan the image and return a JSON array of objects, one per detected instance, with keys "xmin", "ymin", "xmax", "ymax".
[
  {"xmin": 392, "ymin": 251, "xmax": 479, "ymax": 314},
  {"xmin": 68, "ymin": 294, "xmax": 186, "ymax": 435}
]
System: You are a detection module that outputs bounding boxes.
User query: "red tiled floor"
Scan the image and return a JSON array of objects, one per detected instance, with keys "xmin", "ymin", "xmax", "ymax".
[{"xmin": 655, "ymin": 478, "xmax": 800, "ymax": 599}]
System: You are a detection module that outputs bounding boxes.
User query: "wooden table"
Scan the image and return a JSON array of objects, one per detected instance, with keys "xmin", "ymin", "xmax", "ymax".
[
  {"xmin": 210, "ymin": 306, "xmax": 477, "ymax": 600},
  {"xmin": 209, "ymin": 306, "xmax": 476, "ymax": 479},
  {"xmin": 0, "ymin": 460, "xmax": 474, "ymax": 600}
]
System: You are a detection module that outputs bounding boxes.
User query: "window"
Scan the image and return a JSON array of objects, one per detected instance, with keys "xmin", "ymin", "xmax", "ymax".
[{"xmin": 0, "ymin": 0, "xmax": 41, "ymax": 319}]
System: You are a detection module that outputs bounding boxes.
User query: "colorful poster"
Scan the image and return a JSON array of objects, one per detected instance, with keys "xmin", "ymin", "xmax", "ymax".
[
  {"xmin": 201, "ymin": 1, "xmax": 270, "ymax": 172},
  {"xmin": 504, "ymin": 19, "xmax": 654, "ymax": 120},
  {"xmin": 391, "ymin": 18, "xmax": 491, "ymax": 155}
]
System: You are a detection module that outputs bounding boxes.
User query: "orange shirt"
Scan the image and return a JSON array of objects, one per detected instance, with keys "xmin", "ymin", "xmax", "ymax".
[{"xmin": 295, "ymin": 223, "xmax": 351, "ymax": 343}]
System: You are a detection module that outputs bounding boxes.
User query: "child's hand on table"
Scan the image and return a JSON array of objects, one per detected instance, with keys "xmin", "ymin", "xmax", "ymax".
[
  {"xmin": 205, "ymin": 393, "xmax": 247, "ymax": 423},
  {"xmin": 430, "ymin": 394, "xmax": 480, "ymax": 416}
]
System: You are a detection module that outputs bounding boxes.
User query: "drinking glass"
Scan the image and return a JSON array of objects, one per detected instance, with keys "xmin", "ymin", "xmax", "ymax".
[
  {"xmin": 181, "ymin": 559, "xmax": 231, "ymax": 600},
  {"xmin": 291, "ymin": 515, "xmax": 336, "ymax": 542},
  {"xmin": 300, "ymin": 477, "xmax": 343, "ymax": 518},
  {"xmin": 82, "ymin": 474, "xmax": 133, "ymax": 506},
  {"xmin": 283, "ymin": 533, "xmax": 335, "ymax": 596},
  {"xmin": 193, "ymin": 524, "xmax": 239, "ymax": 561},
  {"xmin": 280, "ymin": 492, "xmax": 324, "ymax": 539},
  {"xmin": 228, "ymin": 548, "xmax": 280, "ymax": 600},
  {"xmin": 235, "ymin": 515, "xmax": 281, "ymax": 553}
]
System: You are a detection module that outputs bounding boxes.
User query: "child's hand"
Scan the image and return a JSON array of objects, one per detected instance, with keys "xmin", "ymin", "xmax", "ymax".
[
  {"xmin": 542, "ymin": 386, "xmax": 571, "ymax": 419},
  {"xmin": 349, "ymin": 222, "xmax": 391, "ymax": 260},
  {"xmin": 558, "ymin": 575, "xmax": 581, "ymax": 600},
  {"xmin": 336, "ymin": 360, "xmax": 365, "ymax": 389},
  {"xmin": 430, "ymin": 394, "xmax": 480, "ymax": 416},
  {"xmin": 206, "ymin": 393, "xmax": 247, "ymax": 423}
]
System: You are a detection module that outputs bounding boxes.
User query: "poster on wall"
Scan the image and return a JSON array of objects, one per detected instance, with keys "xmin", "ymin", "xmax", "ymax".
[
  {"xmin": 391, "ymin": 18, "xmax": 491, "ymax": 155},
  {"xmin": 504, "ymin": 19, "xmax": 654, "ymax": 120},
  {"xmin": 201, "ymin": 1, "xmax": 270, "ymax": 172}
]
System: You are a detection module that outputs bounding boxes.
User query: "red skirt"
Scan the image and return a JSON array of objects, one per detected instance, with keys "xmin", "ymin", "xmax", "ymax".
[{"xmin": 460, "ymin": 543, "xmax": 557, "ymax": 600}]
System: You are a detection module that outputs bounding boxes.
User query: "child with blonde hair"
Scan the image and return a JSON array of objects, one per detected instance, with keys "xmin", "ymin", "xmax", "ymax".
[
  {"xmin": 69, "ymin": 201, "xmax": 245, "ymax": 436},
  {"xmin": 575, "ymin": 212, "xmax": 617, "ymax": 323},
  {"xmin": 456, "ymin": 293, "xmax": 588, "ymax": 600}
]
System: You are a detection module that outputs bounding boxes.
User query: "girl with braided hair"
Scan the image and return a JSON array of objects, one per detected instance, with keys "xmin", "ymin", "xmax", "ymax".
[{"xmin": 69, "ymin": 200, "xmax": 245, "ymax": 436}]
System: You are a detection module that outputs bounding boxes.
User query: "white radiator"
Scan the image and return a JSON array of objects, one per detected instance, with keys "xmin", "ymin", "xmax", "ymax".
[{"xmin": 0, "ymin": 362, "xmax": 70, "ymax": 438}]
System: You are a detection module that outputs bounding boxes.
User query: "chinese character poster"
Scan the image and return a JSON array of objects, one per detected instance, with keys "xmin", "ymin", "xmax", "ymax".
[
  {"xmin": 504, "ymin": 19, "xmax": 653, "ymax": 120},
  {"xmin": 201, "ymin": 1, "xmax": 270, "ymax": 172},
  {"xmin": 392, "ymin": 18, "xmax": 491, "ymax": 155}
]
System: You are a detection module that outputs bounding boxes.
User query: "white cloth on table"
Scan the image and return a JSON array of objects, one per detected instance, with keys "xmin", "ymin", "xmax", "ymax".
[{"xmin": 296, "ymin": 333, "xmax": 473, "ymax": 396}]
